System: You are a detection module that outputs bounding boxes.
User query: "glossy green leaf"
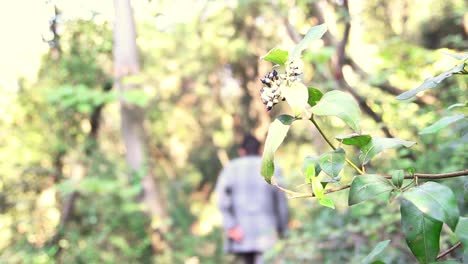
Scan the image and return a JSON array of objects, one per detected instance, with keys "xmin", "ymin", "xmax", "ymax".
[
  {"xmin": 284, "ymin": 82, "xmax": 309, "ymax": 117},
  {"xmin": 310, "ymin": 90, "xmax": 361, "ymax": 132},
  {"xmin": 261, "ymin": 115, "xmax": 295, "ymax": 183},
  {"xmin": 397, "ymin": 62, "xmax": 466, "ymax": 100},
  {"xmin": 455, "ymin": 217, "xmax": 468, "ymax": 256},
  {"xmin": 391, "ymin": 170, "xmax": 404, "ymax": 188},
  {"xmin": 261, "ymin": 48, "xmax": 289, "ymax": 65},
  {"xmin": 419, "ymin": 114, "xmax": 465, "ymax": 135},
  {"xmin": 361, "ymin": 240, "xmax": 391, "ymax": 264},
  {"xmin": 319, "ymin": 148, "xmax": 346, "ymax": 178},
  {"xmin": 319, "ymin": 197, "xmax": 335, "ymax": 209},
  {"xmin": 359, "ymin": 137, "xmax": 416, "ymax": 165},
  {"xmin": 401, "ymin": 200, "xmax": 442, "ymax": 263},
  {"xmin": 402, "ymin": 182, "xmax": 459, "ymax": 230},
  {"xmin": 336, "ymin": 134, "xmax": 372, "ymax": 148},
  {"xmin": 288, "ymin": 24, "xmax": 327, "ymax": 62},
  {"xmin": 348, "ymin": 175, "xmax": 394, "ymax": 206},
  {"xmin": 307, "ymin": 87, "xmax": 323, "ymax": 107}
]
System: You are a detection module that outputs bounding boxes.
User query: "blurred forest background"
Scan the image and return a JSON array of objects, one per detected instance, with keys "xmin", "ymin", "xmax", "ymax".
[{"xmin": 0, "ymin": 0, "xmax": 466, "ymax": 263}]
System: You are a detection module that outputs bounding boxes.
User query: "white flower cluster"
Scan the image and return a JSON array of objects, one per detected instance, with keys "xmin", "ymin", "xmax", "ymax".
[{"xmin": 260, "ymin": 60, "xmax": 304, "ymax": 111}]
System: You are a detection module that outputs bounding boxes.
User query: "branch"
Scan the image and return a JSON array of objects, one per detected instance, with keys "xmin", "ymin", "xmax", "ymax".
[
  {"xmin": 333, "ymin": 0, "xmax": 393, "ymax": 138},
  {"xmin": 437, "ymin": 241, "xmax": 462, "ymax": 260},
  {"xmin": 382, "ymin": 169, "xmax": 468, "ymax": 180}
]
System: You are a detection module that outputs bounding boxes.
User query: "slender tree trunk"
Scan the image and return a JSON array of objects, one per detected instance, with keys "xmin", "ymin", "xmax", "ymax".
[{"xmin": 113, "ymin": 0, "xmax": 168, "ymax": 252}]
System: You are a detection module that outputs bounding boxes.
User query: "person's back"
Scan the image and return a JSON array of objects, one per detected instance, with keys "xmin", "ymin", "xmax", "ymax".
[{"xmin": 215, "ymin": 135, "xmax": 289, "ymax": 264}]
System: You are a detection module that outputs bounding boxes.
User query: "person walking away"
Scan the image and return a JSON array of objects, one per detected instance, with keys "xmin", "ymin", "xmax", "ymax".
[{"xmin": 215, "ymin": 134, "xmax": 289, "ymax": 264}]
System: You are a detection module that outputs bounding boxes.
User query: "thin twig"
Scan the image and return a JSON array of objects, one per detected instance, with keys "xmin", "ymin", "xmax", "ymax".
[
  {"xmin": 437, "ymin": 241, "xmax": 462, "ymax": 260},
  {"xmin": 310, "ymin": 117, "xmax": 364, "ymax": 175},
  {"xmin": 382, "ymin": 170, "xmax": 468, "ymax": 180}
]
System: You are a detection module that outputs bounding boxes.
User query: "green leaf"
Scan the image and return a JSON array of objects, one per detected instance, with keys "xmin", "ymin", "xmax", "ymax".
[
  {"xmin": 318, "ymin": 148, "xmax": 346, "ymax": 178},
  {"xmin": 302, "ymin": 156, "xmax": 322, "ymax": 178},
  {"xmin": 361, "ymin": 240, "xmax": 391, "ymax": 264},
  {"xmin": 391, "ymin": 170, "xmax": 404, "ymax": 188},
  {"xmin": 261, "ymin": 115, "xmax": 295, "ymax": 183},
  {"xmin": 288, "ymin": 24, "xmax": 327, "ymax": 62},
  {"xmin": 307, "ymin": 87, "xmax": 323, "ymax": 107},
  {"xmin": 402, "ymin": 182, "xmax": 459, "ymax": 230},
  {"xmin": 283, "ymin": 82, "xmax": 309, "ymax": 117},
  {"xmin": 401, "ymin": 200, "xmax": 442, "ymax": 263},
  {"xmin": 397, "ymin": 62, "xmax": 466, "ymax": 100},
  {"xmin": 304, "ymin": 161, "xmax": 316, "ymax": 185},
  {"xmin": 348, "ymin": 175, "xmax": 394, "ymax": 206},
  {"xmin": 359, "ymin": 137, "xmax": 416, "ymax": 165},
  {"xmin": 319, "ymin": 197, "xmax": 335, "ymax": 209},
  {"xmin": 311, "ymin": 176, "xmax": 324, "ymax": 199},
  {"xmin": 455, "ymin": 217, "xmax": 468, "ymax": 256},
  {"xmin": 261, "ymin": 48, "xmax": 289, "ymax": 65},
  {"xmin": 310, "ymin": 90, "xmax": 361, "ymax": 132},
  {"xmin": 336, "ymin": 134, "xmax": 372, "ymax": 148},
  {"xmin": 419, "ymin": 114, "xmax": 465, "ymax": 135}
]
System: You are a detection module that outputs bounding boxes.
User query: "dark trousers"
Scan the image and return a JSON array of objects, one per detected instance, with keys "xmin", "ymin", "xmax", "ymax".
[{"xmin": 236, "ymin": 252, "xmax": 263, "ymax": 264}]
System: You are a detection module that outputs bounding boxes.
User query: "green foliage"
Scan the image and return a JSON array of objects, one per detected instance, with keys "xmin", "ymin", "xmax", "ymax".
[
  {"xmin": 397, "ymin": 61, "xmax": 467, "ymax": 100},
  {"xmin": 318, "ymin": 148, "xmax": 346, "ymax": 179},
  {"xmin": 261, "ymin": 48, "xmax": 289, "ymax": 65},
  {"xmin": 261, "ymin": 115, "xmax": 295, "ymax": 183},
  {"xmin": 307, "ymin": 87, "xmax": 323, "ymax": 107},
  {"xmin": 348, "ymin": 175, "xmax": 394, "ymax": 206},
  {"xmin": 361, "ymin": 240, "xmax": 391, "ymax": 264},
  {"xmin": 390, "ymin": 170, "xmax": 404, "ymax": 188},
  {"xmin": 359, "ymin": 137, "xmax": 416, "ymax": 165},
  {"xmin": 402, "ymin": 182, "xmax": 459, "ymax": 230},
  {"xmin": 419, "ymin": 114, "xmax": 466, "ymax": 135},
  {"xmin": 288, "ymin": 24, "xmax": 327, "ymax": 63},
  {"xmin": 310, "ymin": 90, "xmax": 361, "ymax": 132},
  {"xmin": 400, "ymin": 200, "xmax": 443, "ymax": 263},
  {"xmin": 336, "ymin": 134, "xmax": 372, "ymax": 148},
  {"xmin": 455, "ymin": 217, "xmax": 468, "ymax": 256}
]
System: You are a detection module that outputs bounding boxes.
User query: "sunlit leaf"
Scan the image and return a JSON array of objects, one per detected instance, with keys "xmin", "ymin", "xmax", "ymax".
[
  {"xmin": 310, "ymin": 90, "xmax": 361, "ymax": 132},
  {"xmin": 419, "ymin": 114, "xmax": 465, "ymax": 135},
  {"xmin": 311, "ymin": 176, "xmax": 324, "ymax": 199},
  {"xmin": 319, "ymin": 148, "xmax": 346, "ymax": 178},
  {"xmin": 397, "ymin": 62, "xmax": 466, "ymax": 100},
  {"xmin": 304, "ymin": 160, "xmax": 316, "ymax": 185},
  {"xmin": 361, "ymin": 240, "xmax": 391, "ymax": 264},
  {"xmin": 261, "ymin": 115, "xmax": 295, "ymax": 183},
  {"xmin": 284, "ymin": 82, "xmax": 309, "ymax": 117},
  {"xmin": 348, "ymin": 174, "xmax": 394, "ymax": 206},
  {"xmin": 319, "ymin": 197, "xmax": 335, "ymax": 209},
  {"xmin": 390, "ymin": 170, "xmax": 404, "ymax": 188},
  {"xmin": 336, "ymin": 134, "xmax": 371, "ymax": 148},
  {"xmin": 302, "ymin": 156, "xmax": 322, "ymax": 179},
  {"xmin": 401, "ymin": 200, "xmax": 442, "ymax": 263},
  {"xmin": 402, "ymin": 182, "xmax": 459, "ymax": 230},
  {"xmin": 288, "ymin": 24, "xmax": 327, "ymax": 62},
  {"xmin": 359, "ymin": 137, "xmax": 416, "ymax": 165},
  {"xmin": 307, "ymin": 87, "xmax": 323, "ymax": 107},
  {"xmin": 261, "ymin": 48, "xmax": 289, "ymax": 65}
]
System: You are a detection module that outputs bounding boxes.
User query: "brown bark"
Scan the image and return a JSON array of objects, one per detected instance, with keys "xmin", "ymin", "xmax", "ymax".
[{"xmin": 113, "ymin": 0, "xmax": 168, "ymax": 253}]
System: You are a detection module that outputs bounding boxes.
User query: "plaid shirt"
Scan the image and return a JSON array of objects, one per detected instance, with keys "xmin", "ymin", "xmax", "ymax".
[{"xmin": 215, "ymin": 156, "xmax": 289, "ymax": 253}]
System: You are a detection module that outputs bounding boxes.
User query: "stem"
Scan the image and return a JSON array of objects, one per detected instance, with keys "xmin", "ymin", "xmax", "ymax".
[
  {"xmin": 382, "ymin": 169, "xmax": 468, "ymax": 180},
  {"xmin": 437, "ymin": 241, "xmax": 462, "ymax": 260},
  {"xmin": 310, "ymin": 117, "xmax": 364, "ymax": 175}
]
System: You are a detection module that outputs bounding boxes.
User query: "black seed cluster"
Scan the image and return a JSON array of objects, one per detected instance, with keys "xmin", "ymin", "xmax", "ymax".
[
  {"xmin": 259, "ymin": 60, "xmax": 303, "ymax": 111},
  {"xmin": 260, "ymin": 70, "xmax": 285, "ymax": 111}
]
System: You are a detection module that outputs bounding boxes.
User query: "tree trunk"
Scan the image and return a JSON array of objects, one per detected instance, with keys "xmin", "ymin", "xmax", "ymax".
[{"xmin": 113, "ymin": 0, "xmax": 168, "ymax": 253}]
